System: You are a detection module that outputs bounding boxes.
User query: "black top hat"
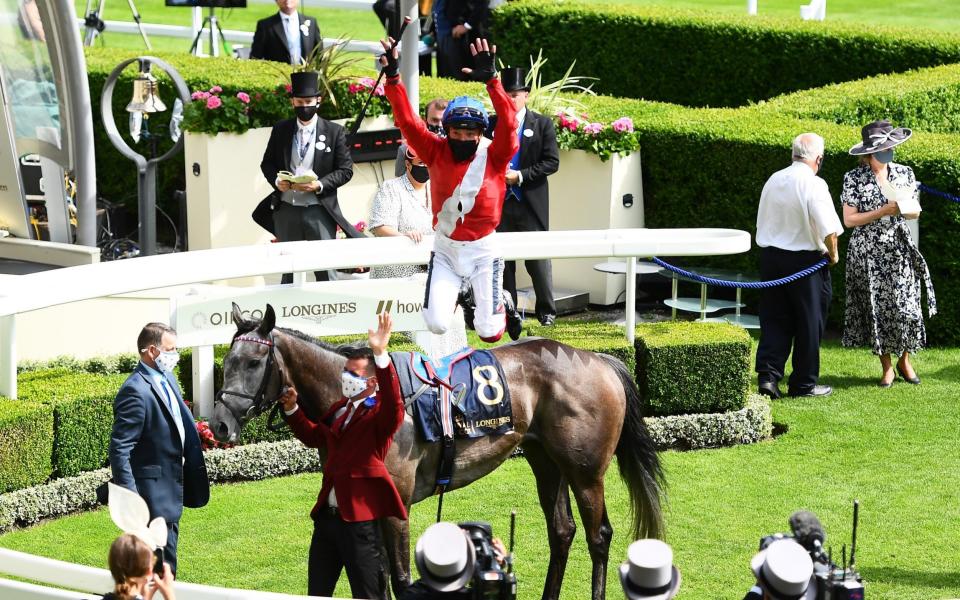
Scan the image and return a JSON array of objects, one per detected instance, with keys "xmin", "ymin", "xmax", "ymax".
[
  {"xmin": 501, "ymin": 67, "xmax": 530, "ymax": 93},
  {"xmin": 848, "ymin": 119, "xmax": 912, "ymax": 156},
  {"xmin": 290, "ymin": 71, "xmax": 321, "ymax": 98}
]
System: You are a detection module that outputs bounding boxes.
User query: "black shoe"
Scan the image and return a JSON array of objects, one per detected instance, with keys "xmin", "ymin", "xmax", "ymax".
[
  {"xmin": 502, "ymin": 293, "xmax": 523, "ymax": 341},
  {"xmin": 538, "ymin": 314, "xmax": 556, "ymax": 327},
  {"xmin": 789, "ymin": 385, "xmax": 832, "ymax": 397},
  {"xmin": 758, "ymin": 382, "xmax": 781, "ymax": 399},
  {"xmin": 457, "ymin": 285, "xmax": 476, "ymax": 331},
  {"xmin": 896, "ymin": 365, "xmax": 921, "ymax": 385}
]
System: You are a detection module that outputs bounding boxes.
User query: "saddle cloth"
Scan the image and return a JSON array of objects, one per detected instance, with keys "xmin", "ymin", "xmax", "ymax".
[{"xmin": 390, "ymin": 349, "xmax": 514, "ymax": 443}]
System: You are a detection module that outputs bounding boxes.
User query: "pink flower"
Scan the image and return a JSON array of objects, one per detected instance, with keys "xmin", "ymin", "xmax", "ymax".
[
  {"xmin": 373, "ymin": 83, "xmax": 385, "ymax": 97},
  {"xmin": 583, "ymin": 122, "xmax": 603, "ymax": 135},
  {"xmin": 556, "ymin": 112, "xmax": 581, "ymax": 132},
  {"xmin": 285, "ymin": 83, "xmax": 293, "ymax": 93},
  {"xmin": 206, "ymin": 96, "xmax": 222, "ymax": 109},
  {"xmin": 210, "ymin": 85, "xmax": 222, "ymax": 93},
  {"xmin": 355, "ymin": 220, "xmax": 366, "ymax": 232},
  {"xmin": 236, "ymin": 92, "xmax": 251, "ymax": 104},
  {"xmin": 612, "ymin": 117, "xmax": 634, "ymax": 133},
  {"xmin": 191, "ymin": 90, "xmax": 211, "ymax": 101}
]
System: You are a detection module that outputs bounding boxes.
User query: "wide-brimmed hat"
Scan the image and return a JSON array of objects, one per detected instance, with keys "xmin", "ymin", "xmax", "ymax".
[
  {"xmin": 618, "ymin": 539, "xmax": 681, "ymax": 600},
  {"xmin": 414, "ymin": 522, "xmax": 476, "ymax": 592},
  {"xmin": 848, "ymin": 119, "xmax": 912, "ymax": 155},
  {"xmin": 501, "ymin": 67, "xmax": 530, "ymax": 93},
  {"xmin": 290, "ymin": 71, "xmax": 320, "ymax": 98},
  {"xmin": 751, "ymin": 539, "xmax": 816, "ymax": 600}
]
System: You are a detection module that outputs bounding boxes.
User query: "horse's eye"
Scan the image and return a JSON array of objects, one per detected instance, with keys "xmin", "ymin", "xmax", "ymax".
[{"xmin": 248, "ymin": 359, "xmax": 259, "ymax": 369}]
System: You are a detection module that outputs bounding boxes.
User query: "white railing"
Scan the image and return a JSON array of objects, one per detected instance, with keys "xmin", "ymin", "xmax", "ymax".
[
  {"xmin": 0, "ymin": 547, "xmax": 335, "ymax": 599},
  {"xmin": 0, "ymin": 229, "xmax": 751, "ymax": 400}
]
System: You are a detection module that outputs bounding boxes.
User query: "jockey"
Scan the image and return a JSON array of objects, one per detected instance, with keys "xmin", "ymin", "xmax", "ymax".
[{"xmin": 379, "ymin": 37, "xmax": 524, "ymax": 342}]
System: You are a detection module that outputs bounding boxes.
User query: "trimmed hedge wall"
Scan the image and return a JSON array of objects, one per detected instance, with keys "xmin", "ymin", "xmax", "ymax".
[
  {"xmin": 0, "ymin": 399, "xmax": 53, "ymax": 493},
  {"xmin": 492, "ymin": 1, "xmax": 960, "ymax": 108},
  {"xmin": 635, "ymin": 322, "xmax": 751, "ymax": 416},
  {"xmin": 526, "ymin": 319, "xmax": 637, "ymax": 375}
]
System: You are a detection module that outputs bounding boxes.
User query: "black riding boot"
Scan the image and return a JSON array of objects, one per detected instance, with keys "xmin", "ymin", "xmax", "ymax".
[
  {"xmin": 502, "ymin": 292, "xmax": 523, "ymax": 341},
  {"xmin": 457, "ymin": 284, "xmax": 476, "ymax": 331}
]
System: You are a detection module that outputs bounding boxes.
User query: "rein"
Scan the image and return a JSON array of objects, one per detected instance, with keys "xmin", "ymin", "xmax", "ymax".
[{"xmin": 218, "ymin": 334, "xmax": 287, "ymax": 432}]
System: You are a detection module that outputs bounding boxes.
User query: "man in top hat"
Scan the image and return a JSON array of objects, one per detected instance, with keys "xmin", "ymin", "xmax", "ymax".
[
  {"xmin": 259, "ymin": 70, "xmax": 359, "ymax": 283},
  {"xmin": 619, "ymin": 539, "xmax": 681, "ymax": 600},
  {"xmin": 250, "ymin": 0, "xmax": 320, "ymax": 65},
  {"xmin": 400, "ymin": 522, "xmax": 508, "ymax": 599},
  {"xmin": 277, "ymin": 313, "xmax": 406, "ymax": 600},
  {"xmin": 489, "ymin": 66, "xmax": 560, "ymax": 326},
  {"xmin": 379, "ymin": 36, "xmax": 525, "ymax": 342},
  {"xmin": 755, "ymin": 132, "xmax": 843, "ymax": 399},
  {"xmin": 744, "ymin": 538, "xmax": 816, "ymax": 600}
]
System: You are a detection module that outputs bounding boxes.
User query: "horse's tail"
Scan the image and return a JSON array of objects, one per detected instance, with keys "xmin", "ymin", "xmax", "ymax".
[{"xmin": 599, "ymin": 353, "xmax": 666, "ymax": 540}]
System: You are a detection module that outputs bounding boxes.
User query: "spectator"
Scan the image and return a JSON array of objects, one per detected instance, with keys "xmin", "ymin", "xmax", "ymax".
[
  {"xmin": 103, "ymin": 533, "xmax": 176, "ymax": 600},
  {"xmin": 395, "ymin": 98, "xmax": 450, "ymax": 177},
  {"xmin": 618, "ymin": 539, "xmax": 680, "ymax": 600},
  {"xmin": 755, "ymin": 132, "xmax": 843, "ymax": 399},
  {"xmin": 744, "ymin": 539, "xmax": 815, "ymax": 600},
  {"xmin": 841, "ymin": 120, "xmax": 936, "ymax": 387},
  {"xmin": 433, "ymin": 0, "xmax": 489, "ymax": 79},
  {"xmin": 250, "ymin": 0, "xmax": 320, "ymax": 65},
  {"xmin": 370, "ymin": 144, "xmax": 433, "ymax": 278}
]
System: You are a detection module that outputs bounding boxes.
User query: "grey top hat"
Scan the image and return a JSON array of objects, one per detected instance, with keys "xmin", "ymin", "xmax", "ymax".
[
  {"xmin": 618, "ymin": 539, "xmax": 681, "ymax": 600},
  {"xmin": 751, "ymin": 539, "xmax": 816, "ymax": 600},
  {"xmin": 415, "ymin": 522, "xmax": 477, "ymax": 592},
  {"xmin": 848, "ymin": 119, "xmax": 912, "ymax": 155}
]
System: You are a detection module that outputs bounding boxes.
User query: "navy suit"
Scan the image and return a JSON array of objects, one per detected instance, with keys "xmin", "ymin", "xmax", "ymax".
[{"xmin": 109, "ymin": 363, "xmax": 209, "ymax": 574}]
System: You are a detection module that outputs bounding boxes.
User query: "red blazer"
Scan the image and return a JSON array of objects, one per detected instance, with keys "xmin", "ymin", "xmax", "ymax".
[{"xmin": 285, "ymin": 361, "xmax": 408, "ymax": 522}]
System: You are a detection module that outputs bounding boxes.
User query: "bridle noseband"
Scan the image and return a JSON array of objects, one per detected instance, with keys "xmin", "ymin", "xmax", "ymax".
[{"xmin": 217, "ymin": 333, "xmax": 287, "ymax": 431}]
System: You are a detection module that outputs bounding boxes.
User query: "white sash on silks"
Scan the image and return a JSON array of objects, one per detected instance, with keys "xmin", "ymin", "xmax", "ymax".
[{"xmin": 436, "ymin": 146, "xmax": 489, "ymax": 237}]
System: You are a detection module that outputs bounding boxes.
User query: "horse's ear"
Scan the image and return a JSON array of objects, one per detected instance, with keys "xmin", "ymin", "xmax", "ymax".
[
  {"xmin": 257, "ymin": 304, "xmax": 276, "ymax": 337},
  {"xmin": 232, "ymin": 303, "xmax": 253, "ymax": 332}
]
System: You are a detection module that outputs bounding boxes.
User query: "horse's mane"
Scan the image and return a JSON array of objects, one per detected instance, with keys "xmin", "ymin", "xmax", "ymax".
[{"xmin": 276, "ymin": 327, "xmax": 371, "ymax": 360}]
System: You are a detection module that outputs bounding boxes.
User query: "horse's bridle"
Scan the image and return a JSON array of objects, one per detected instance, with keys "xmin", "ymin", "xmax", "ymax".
[{"xmin": 217, "ymin": 333, "xmax": 287, "ymax": 431}]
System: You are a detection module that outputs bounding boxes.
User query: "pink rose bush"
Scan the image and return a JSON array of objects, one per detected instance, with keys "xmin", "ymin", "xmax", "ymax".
[{"xmin": 553, "ymin": 110, "xmax": 640, "ymax": 161}]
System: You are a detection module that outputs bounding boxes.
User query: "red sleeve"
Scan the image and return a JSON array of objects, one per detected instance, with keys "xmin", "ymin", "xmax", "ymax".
[
  {"xmin": 384, "ymin": 76, "xmax": 444, "ymax": 167},
  {"xmin": 285, "ymin": 408, "xmax": 329, "ymax": 449},
  {"xmin": 374, "ymin": 362, "xmax": 405, "ymax": 443},
  {"xmin": 487, "ymin": 78, "xmax": 519, "ymax": 168}
]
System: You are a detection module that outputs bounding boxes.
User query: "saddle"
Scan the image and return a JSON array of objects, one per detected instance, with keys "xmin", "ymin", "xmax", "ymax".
[{"xmin": 390, "ymin": 349, "xmax": 514, "ymax": 496}]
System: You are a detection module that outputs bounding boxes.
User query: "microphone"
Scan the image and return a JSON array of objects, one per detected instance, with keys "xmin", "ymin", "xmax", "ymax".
[{"xmin": 789, "ymin": 510, "xmax": 827, "ymax": 559}]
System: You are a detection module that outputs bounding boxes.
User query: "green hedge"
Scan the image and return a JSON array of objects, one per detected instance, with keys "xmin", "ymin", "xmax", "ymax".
[
  {"xmin": 492, "ymin": 1, "xmax": 960, "ymax": 108},
  {"xmin": 634, "ymin": 322, "xmax": 751, "ymax": 416},
  {"xmin": 526, "ymin": 319, "xmax": 637, "ymax": 375},
  {"xmin": 0, "ymin": 399, "xmax": 53, "ymax": 492},
  {"xmin": 17, "ymin": 370, "xmax": 128, "ymax": 478}
]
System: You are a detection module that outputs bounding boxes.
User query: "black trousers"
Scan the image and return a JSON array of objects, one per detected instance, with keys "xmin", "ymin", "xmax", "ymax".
[
  {"xmin": 164, "ymin": 520, "xmax": 180, "ymax": 576},
  {"xmin": 273, "ymin": 202, "xmax": 337, "ymax": 283},
  {"xmin": 755, "ymin": 247, "xmax": 832, "ymax": 393},
  {"xmin": 308, "ymin": 512, "xmax": 389, "ymax": 600},
  {"xmin": 497, "ymin": 199, "xmax": 556, "ymax": 319}
]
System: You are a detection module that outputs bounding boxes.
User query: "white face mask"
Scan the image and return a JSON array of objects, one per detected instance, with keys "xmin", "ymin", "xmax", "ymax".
[
  {"xmin": 156, "ymin": 350, "xmax": 180, "ymax": 373},
  {"xmin": 341, "ymin": 371, "xmax": 369, "ymax": 399}
]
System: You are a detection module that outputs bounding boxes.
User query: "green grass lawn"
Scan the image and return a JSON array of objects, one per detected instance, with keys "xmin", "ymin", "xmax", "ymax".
[
  {"xmin": 2, "ymin": 340, "xmax": 959, "ymax": 598},
  {"xmin": 76, "ymin": 0, "xmax": 960, "ymax": 55}
]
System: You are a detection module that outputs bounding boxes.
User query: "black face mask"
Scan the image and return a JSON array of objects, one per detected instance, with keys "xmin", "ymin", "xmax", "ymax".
[
  {"xmin": 295, "ymin": 105, "xmax": 318, "ymax": 122},
  {"xmin": 427, "ymin": 123, "xmax": 444, "ymax": 136},
  {"xmin": 448, "ymin": 138, "xmax": 479, "ymax": 162},
  {"xmin": 409, "ymin": 164, "xmax": 430, "ymax": 183}
]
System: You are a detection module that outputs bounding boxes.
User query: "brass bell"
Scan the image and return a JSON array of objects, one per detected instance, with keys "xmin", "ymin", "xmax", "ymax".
[{"xmin": 126, "ymin": 59, "xmax": 166, "ymax": 114}]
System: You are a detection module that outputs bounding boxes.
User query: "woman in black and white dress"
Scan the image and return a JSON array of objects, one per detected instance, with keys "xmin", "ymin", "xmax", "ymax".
[{"xmin": 841, "ymin": 120, "xmax": 936, "ymax": 387}]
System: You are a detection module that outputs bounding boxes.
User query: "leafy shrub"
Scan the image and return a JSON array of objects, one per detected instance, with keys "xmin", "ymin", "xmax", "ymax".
[
  {"xmin": 645, "ymin": 393, "xmax": 771, "ymax": 450},
  {"xmin": 492, "ymin": 1, "xmax": 960, "ymax": 108},
  {"xmin": 0, "ymin": 399, "xmax": 53, "ymax": 493},
  {"xmin": 526, "ymin": 319, "xmax": 637, "ymax": 375},
  {"xmin": 18, "ymin": 370, "xmax": 128, "ymax": 478},
  {"xmin": 634, "ymin": 322, "xmax": 751, "ymax": 416}
]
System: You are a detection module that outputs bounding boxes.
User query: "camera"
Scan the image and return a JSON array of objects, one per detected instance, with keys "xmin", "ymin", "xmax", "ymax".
[
  {"xmin": 153, "ymin": 547, "xmax": 165, "ymax": 576},
  {"xmin": 459, "ymin": 521, "xmax": 516, "ymax": 600},
  {"xmin": 759, "ymin": 502, "xmax": 865, "ymax": 600}
]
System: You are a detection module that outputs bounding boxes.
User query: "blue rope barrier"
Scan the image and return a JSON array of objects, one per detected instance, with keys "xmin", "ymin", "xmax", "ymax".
[
  {"xmin": 918, "ymin": 183, "xmax": 960, "ymax": 203},
  {"xmin": 650, "ymin": 257, "xmax": 829, "ymax": 289}
]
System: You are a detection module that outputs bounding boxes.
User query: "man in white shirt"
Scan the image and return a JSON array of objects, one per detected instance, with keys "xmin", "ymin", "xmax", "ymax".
[
  {"xmin": 250, "ymin": 0, "xmax": 320, "ymax": 64},
  {"xmin": 755, "ymin": 133, "xmax": 843, "ymax": 399}
]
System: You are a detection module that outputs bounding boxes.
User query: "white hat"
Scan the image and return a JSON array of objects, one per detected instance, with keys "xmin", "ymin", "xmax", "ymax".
[
  {"xmin": 619, "ymin": 539, "xmax": 681, "ymax": 600},
  {"xmin": 107, "ymin": 483, "xmax": 167, "ymax": 551},
  {"xmin": 751, "ymin": 539, "xmax": 816, "ymax": 600},
  {"xmin": 414, "ymin": 522, "xmax": 476, "ymax": 592}
]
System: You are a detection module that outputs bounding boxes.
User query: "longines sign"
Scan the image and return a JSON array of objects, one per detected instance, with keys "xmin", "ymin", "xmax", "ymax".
[{"xmin": 173, "ymin": 277, "xmax": 429, "ymax": 347}]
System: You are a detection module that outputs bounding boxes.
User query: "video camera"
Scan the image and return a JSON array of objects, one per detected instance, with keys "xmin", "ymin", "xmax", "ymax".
[
  {"xmin": 759, "ymin": 501, "xmax": 864, "ymax": 600},
  {"xmin": 458, "ymin": 517, "xmax": 516, "ymax": 600}
]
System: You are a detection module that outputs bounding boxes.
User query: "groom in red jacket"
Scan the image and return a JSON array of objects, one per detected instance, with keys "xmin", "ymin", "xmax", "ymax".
[{"xmin": 278, "ymin": 312, "xmax": 405, "ymax": 600}]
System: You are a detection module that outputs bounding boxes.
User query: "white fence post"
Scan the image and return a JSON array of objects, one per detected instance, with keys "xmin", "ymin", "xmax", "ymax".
[
  {"xmin": 0, "ymin": 315, "xmax": 15, "ymax": 399},
  {"xmin": 625, "ymin": 257, "xmax": 636, "ymax": 344},
  {"xmin": 747, "ymin": 0, "xmax": 758, "ymax": 15},
  {"xmin": 192, "ymin": 345, "xmax": 215, "ymax": 418}
]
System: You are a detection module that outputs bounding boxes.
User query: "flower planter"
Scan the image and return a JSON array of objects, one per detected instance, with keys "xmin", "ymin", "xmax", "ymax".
[{"xmin": 513, "ymin": 148, "xmax": 645, "ymax": 305}]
